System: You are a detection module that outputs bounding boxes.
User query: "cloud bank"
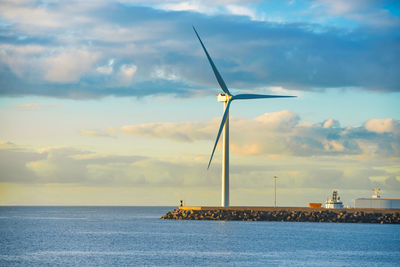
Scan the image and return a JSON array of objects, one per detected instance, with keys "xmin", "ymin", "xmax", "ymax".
[
  {"xmin": 0, "ymin": 143, "xmax": 218, "ymax": 187},
  {"xmin": 121, "ymin": 110, "xmax": 400, "ymax": 158},
  {"xmin": 1, "ymin": 139, "xmax": 399, "ymax": 193},
  {"xmin": 0, "ymin": 1, "xmax": 399, "ymax": 98},
  {"xmin": 1, "ymin": 108, "xmax": 399, "ymax": 196}
]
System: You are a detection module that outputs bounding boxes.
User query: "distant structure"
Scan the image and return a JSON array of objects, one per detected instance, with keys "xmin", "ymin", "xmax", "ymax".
[
  {"xmin": 355, "ymin": 188, "xmax": 400, "ymax": 209},
  {"xmin": 273, "ymin": 176, "xmax": 278, "ymax": 207},
  {"xmin": 193, "ymin": 27, "xmax": 296, "ymax": 207},
  {"xmin": 325, "ymin": 190, "xmax": 344, "ymax": 209},
  {"xmin": 309, "ymin": 203, "xmax": 322, "ymax": 208},
  {"xmin": 372, "ymin": 187, "xmax": 381, "ymax": 198}
]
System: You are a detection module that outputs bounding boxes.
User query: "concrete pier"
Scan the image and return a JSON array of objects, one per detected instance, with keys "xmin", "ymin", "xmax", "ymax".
[{"xmin": 161, "ymin": 207, "xmax": 400, "ymax": 224}]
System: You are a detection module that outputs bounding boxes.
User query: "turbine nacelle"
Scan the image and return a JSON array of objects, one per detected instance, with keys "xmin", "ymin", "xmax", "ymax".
[{"xmin": 217, "ymin": 93, "xmax": 230, "ymax": 102}]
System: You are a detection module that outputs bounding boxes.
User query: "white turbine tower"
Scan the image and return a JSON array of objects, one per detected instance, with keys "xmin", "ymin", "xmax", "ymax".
[{"xmin": 193, "ymin": 27, "xmax": 296, "ymax": 207}]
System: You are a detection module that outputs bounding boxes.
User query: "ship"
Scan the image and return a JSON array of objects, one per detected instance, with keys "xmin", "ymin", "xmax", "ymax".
[{"xmin": 325, "ymin": 190, "xmax": 344, "ymax": 209}]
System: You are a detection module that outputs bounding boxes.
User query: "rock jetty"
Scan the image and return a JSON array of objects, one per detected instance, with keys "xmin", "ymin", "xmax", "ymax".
[{"xmin": 161, "ymin": 207, "xmax": 400, "ymax": 224}]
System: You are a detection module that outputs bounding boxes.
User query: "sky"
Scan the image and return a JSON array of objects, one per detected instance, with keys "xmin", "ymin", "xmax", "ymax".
[{"xmin": 0, "ymin": 0, "xmax": 399, "ymax": 206}]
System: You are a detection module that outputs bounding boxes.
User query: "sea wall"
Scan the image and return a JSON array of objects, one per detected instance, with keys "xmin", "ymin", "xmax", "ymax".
[{"xmin": 161, "ymin": 207, "xmax": 400, "ymax": 224}]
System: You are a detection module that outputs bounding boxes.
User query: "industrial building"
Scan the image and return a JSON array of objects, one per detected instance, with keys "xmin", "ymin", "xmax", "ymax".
[{"xmin": 355, "ymin": 188, "xmax": 400, "ymax": 209}]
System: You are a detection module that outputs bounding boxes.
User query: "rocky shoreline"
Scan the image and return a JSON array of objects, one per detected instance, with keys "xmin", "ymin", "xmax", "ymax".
[{"xmin": 161, "ymin": 207, "xmax": 400, "ymax": 224}]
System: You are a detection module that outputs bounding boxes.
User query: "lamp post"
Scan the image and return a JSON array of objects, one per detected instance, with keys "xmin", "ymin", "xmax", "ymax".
[{"xmin": 273, "ymin": 176, "xmax": 278, "ymax": 207}]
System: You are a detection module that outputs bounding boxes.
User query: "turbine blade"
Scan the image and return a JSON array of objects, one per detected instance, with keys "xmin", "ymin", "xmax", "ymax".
[
  {"xmin": 208, "ymin": 100, "xmax": 232, "ymax": 169},
  {"xmin": 233, "ymin": 94, "xmax": 297, "ymax": 100},
  {"xmin": 193, "ymin": 26, "xmax": 231, "ymax": 96}
]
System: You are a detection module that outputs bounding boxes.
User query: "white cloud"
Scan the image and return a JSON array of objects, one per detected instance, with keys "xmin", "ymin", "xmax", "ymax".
[
  {"xmin": 13, "ymin": 103, "xmax": 41, "ymax": 110},
  {"xmin": 0, "ymin": 44, "xmax": 46, "ymax": 79},
  {"xmin": 159, "ymin": 2, "xmax": 218, "ymax": 14},
  {"xmin": 314, "ymin": 0, "xmax": 357, "ymax": 15},
  {"xmin": 12, "ymin": 103, "xmax": 63, "ymax": 111},
  {"xmin": 118, "ymin": 64, "xmax": 137, "ymax": 85},
  {"xmin": 269, "ymin": 86, "xmax": 295, "ymax": 95},
  {"xmin": 121, "ymin": 120, "xmax": 214, "ymax": 142},
  {"xmin": 132, "ymin": 0, "xmax": 258, "ymax": 15},
  {"xmin": 254, "ymin": 110, "xmax": 299, "ymax": 129},
  {"xmin": 23, "ymin": 146, "xmax": 147, "ymax": 184},
  {"xmin": 43, "ymin": 49, "xmax": 99, "ymax": 83},
  {"xmin": 152, "ymin": 66, "xmax": 180, "ymax": 81},
  {"xmin": 323, "ymin": 119, "xmax": 340, "ymax": 128},
  {"xmin": 0, "ymin": 0, "xmax": 105, "ymax": 31},
  {"xmin": 80, "ymin": 129, "xmax": 115, "ymax": 138},
  {"xmin": 323, "ymin": 140, "xmax": 345, "ymax": 152},
  {"xmin": 312, "ymin": 0, "xmax": 399, "ymax": 27},
  {"xmin": 96, "ymin": 59, "xmax": 114, "ymax": 75},
  {"xmin": 364, "ymin": 118, "xmax": 398, "ymax": 133},
  {"xmin": 142, "ymin": 0, "xmax": 266, "ymax": 21},
  {"xmin": 1, "ymin": 45, "xmax": 102, "ymax": 83},
  {"xmin": 225, "ymin": 4, "xmax": 261, "ymax": 21}
]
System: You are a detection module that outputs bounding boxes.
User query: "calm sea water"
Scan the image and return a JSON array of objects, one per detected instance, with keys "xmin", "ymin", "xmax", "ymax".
[{"xmin": 0, "ymin": 206, "xmax": 399, "ymax": 266}]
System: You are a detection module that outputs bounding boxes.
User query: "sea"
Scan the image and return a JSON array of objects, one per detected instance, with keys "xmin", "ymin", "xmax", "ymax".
[{"xmin": 0, "ymin": 206, "xmax": 399, "ymax": 266}]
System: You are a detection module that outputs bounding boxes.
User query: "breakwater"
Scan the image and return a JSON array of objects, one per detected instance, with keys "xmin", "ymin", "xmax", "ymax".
[{"xmin": 161, "ymin": 207, "xmax": 400, "ymax": 224}]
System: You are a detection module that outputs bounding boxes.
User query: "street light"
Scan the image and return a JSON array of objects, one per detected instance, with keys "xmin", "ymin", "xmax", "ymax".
[{"xmin": 273, "ymin": 176, "xmax": 278, "ymax": 207}]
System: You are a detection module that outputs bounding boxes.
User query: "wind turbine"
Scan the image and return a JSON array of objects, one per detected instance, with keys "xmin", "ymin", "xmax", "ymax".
[{"xmin": 193, "ymin": 27, "xmax": 296, "ymax": 207}]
